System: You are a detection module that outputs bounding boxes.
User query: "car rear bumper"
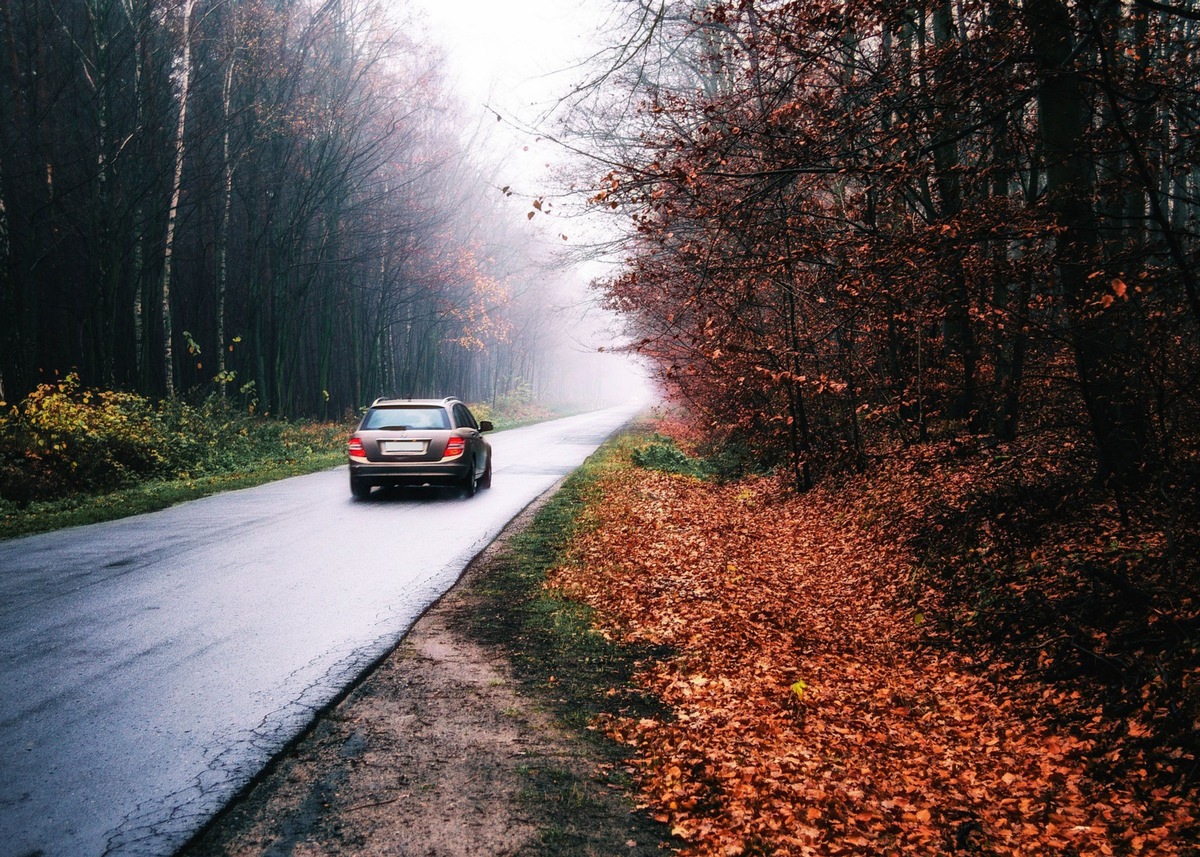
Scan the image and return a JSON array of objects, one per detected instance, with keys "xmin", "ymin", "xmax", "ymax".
[{"xmin": 349, "ymin": 461, "xmax": 470, "ymax": 486}]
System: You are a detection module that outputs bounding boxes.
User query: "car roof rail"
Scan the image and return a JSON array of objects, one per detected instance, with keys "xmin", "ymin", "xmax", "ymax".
[{"xmin": 368, "ymin": 396, "xmax": 460, "ymax": 407}]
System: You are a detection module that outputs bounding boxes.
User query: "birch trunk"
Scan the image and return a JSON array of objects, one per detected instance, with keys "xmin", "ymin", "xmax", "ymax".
[
  {"xmin": 160, "ymin": 0, "xmax": 195, "ymax": 398},
  {"xmin": 217, "ymin": 58, "xmax": 235, "ymax": 397},
  {"xmin": 122, "ymin": 0, "xmax": 146, "ymax": 386}
]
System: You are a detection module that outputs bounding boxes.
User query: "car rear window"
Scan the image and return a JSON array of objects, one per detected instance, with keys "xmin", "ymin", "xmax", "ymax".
[{"xmin": 362, "ymin": 406, "xmax": 451, "ymax": 430}]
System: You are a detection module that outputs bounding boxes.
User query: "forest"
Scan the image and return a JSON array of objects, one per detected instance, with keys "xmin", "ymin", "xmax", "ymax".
[
  {"xmin": 0, "ymin": 0, "xmax": 597, "ymax": 418},
  {"xmin": 2, "ymin": 0, "xmax": 1197, "ymax": 849},
  {"xmin": 576, "ymin": 0, "xmax": 1199, "ymax": 490}
]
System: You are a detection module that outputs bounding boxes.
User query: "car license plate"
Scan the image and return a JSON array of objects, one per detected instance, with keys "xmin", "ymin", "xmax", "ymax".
[{"xmin": 383, "ymin": 440, "xmax": 425, "ymax": 454}]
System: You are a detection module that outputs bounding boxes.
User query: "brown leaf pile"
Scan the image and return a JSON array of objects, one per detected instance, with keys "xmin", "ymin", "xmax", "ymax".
[{"xmin": 548, "ymin": 461, "xmax": 1198, "ymax": 856}]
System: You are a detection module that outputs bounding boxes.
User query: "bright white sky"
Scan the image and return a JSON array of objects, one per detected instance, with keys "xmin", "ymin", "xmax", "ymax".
[
  {"xmin": 400, "ymin": 0, "xmax": 655, "ymax": 400},
  {"xmin": 402, "ymin": 0, "xmax": 623, "ymax": 240},
  {"xmin": 405, "ymin": 0, "xmax": 609, "ymax": 129}
]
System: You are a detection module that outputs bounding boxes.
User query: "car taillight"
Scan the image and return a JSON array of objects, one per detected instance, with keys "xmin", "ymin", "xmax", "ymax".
[
  {"xmin": 443, "ymin": 436, "xmax": 465, "ymax": 458},
  {"xmin": 348, "ymin": 436, "xmax": 365, "ymax": 456}
]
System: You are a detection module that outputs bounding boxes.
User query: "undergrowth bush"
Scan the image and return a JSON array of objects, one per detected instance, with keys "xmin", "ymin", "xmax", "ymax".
[
  {"xmin": 631, "ymin": 435, "xmax": 716, "ymax": 480},
  {"xmin": 0, "ymin": 375, "xmax": 346, "ymax": 504},
  {"xmin": 0, "ymin": 375, "xmax": 164, "ymax": 501}
]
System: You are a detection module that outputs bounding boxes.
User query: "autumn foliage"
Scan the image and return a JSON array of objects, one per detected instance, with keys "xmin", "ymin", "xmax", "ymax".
[
  {"xmin": 548, "ymin": 423, "xmax": 1198, "ymax": 856},
  {"xmin": 0, "ymin": 374, "xmax": 347, "ymax": 503},
  {"xmin": 555, "ymin": 3, "xmax": 1200, "ymax": 849},
  {"xmin": 584, "ymin": 0, "xmax": 1200, "ymax": 488},
  {"xmin": 569, "ymin": 5, "xmax": 1200, "ymax": 836}
]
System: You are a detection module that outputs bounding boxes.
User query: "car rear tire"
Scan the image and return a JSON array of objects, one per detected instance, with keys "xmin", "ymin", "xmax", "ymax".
[
  {"xmin": 462, "ymin": 462, "xmax": 478, "ymax": 497},
  {"xmin": 350, "ymin": 475, "xmax": 371, "ymax": 499},
  {"xmin": 479, "ymin": 455, "xmax": 492, "ymax": 489}
]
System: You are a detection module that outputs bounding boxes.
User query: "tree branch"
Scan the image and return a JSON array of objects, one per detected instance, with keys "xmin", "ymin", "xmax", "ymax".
[{"xmin": 1133, "ymin": 0, "xmax": 1200, "ymax": 22}]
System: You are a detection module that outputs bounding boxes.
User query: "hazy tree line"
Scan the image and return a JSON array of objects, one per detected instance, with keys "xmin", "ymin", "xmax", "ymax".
[
  {"xmin": 0, "ymin": 0, "xmax": 568, "ymax": 418},
  {"xmin": 578, "ymin": 0, "xmax": 1199, "ymax": 487}
]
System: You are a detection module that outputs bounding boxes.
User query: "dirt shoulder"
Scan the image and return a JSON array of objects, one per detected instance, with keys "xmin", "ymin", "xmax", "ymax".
[{"xmin": 180, "ymin": 495, "xmax": 666, "ymax": 857}]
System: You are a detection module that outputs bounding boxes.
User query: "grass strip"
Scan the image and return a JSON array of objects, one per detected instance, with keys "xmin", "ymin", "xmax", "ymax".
[
  {"xmin": 0, "ymin": 451, "xmax": 344, "ymax": 540},
  {"xmin": 458, "ymin": 429, "xmax": 673, "ymax": 855}
]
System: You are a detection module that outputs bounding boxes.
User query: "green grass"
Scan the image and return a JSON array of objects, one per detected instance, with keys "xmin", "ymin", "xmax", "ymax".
[
  {"xmin": 630, "ymin": 432, "xmax": 716, "ymax": 480},
  {"xmin": 468, "ymin": 400, "xmax": 583, "ymax": 432},
  {"xmin": 0, "ymin": 451, "xmax": 345, "ymax": 540},
  {"xmin": 0, "ymin": 392, "xmax": 566, "ymax": 541},
  {"xmin": 458, "ymin": 429, "xmax": 673, "ymax": 855}
]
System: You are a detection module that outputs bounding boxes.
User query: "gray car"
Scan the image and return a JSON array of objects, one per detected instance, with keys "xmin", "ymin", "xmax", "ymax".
[{"xmin": 348, "ymin": 397, "xmax": 493, "ymax": 498}]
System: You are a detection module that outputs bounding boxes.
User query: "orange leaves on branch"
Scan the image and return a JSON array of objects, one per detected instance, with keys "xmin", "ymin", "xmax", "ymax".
[
  {"xmin": 440, "ymin": 245, "xmax": 512, "ymax": 351},
  {"xmin": 1098, "ymin": 276, "xmax": 1131, "ymax": 308},
  {"xmin": 527, "ymin": 197, "xmax": 551, "ymax": 220}
]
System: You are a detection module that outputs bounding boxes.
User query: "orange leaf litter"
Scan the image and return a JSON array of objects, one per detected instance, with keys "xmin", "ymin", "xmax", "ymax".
[{"xmin": 547, "ymin": 467, "xmax": 1195, "ymax": 856}]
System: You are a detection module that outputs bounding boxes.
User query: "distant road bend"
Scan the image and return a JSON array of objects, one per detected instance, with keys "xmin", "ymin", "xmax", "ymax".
[{"xmin": 0, "ymin": 402, "xmax": 643, "ymax": 857}]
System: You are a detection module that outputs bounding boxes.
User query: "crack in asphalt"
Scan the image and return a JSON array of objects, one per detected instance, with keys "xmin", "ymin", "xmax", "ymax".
[{"xmin": 99, "ymin": 622, "xmax": 420, "ymax": 856}]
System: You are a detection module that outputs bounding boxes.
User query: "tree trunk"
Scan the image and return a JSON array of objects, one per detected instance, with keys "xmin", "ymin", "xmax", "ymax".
[
  {"xmin": 931, "ymin": 0, "xmax": 980, "ymax": 428},
  {"xmin": 217, "ymin": 58, "xmax": 235, "ymax": 398},
  {"xmin": 1023, "ymin": 0, "xmax": 1152, "ymax": 482},
  {"xmin": 159, "ymin": 0, "xmax": 195, "ymax": 398},
  {"xmin": 0, "ymin": 123, "xmax": 8, "ymax": 404}
]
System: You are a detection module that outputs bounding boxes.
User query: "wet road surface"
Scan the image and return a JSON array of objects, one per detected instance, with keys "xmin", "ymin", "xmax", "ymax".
[{"xmin": 0, "ymin": 403, "xmax": 641, "ymax": 857}]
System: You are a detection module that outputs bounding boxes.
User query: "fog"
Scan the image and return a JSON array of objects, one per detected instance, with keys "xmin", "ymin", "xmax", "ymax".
[{"xmin": 400, "ymin": 0, "xmax": 656, "ymax": 412}]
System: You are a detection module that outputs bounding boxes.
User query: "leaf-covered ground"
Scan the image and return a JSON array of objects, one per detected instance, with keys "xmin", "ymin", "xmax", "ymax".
[{"xmin": 548, "ymin": 427, "xmax": 1199, "ymax": 856}]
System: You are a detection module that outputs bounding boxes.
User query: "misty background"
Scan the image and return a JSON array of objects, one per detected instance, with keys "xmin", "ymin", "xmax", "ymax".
[{"xmin": 0, "ymin": 0, "xmax": 651, "ymax": 416}]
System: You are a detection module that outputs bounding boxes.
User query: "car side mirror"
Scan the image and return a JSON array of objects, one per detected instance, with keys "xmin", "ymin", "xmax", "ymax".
[{"xmin": 478, "ymin": 420, "xmax": 493, "ymax": 433}]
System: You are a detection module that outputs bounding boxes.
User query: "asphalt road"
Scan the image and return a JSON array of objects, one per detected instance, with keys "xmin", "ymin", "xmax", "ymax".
[{"xmin": 0, "ymin": 403, "xmax": 642, "ymax": 857}]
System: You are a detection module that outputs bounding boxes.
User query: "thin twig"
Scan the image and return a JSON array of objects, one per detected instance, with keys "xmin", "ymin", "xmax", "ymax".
[{"xmin": 345, "ymin": 795, "xmax": 406, "ymax": 813}]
